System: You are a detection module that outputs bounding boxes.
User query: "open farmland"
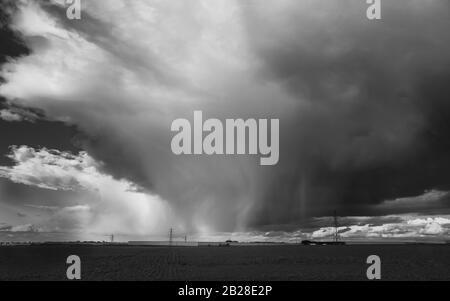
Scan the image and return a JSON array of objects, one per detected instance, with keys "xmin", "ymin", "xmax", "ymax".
[{"xmin": 0, "ymin": 244, "xmax": 449, "ymax": 281}]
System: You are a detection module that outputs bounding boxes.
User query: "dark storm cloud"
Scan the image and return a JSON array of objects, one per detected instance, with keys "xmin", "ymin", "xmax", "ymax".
[
  {"xmin": 0, "ymin": 3, "xmax": 83, "ymax": 237},
  {"xmin": 0, "ymin": 3, "xmax": 80, "ymax": 163},
  {"xmin": 0, "ymin": 102, "xmax": 81, "ymax": 166},
  {"xmin": 371, "ymin": 190, "xmax": 450, "ymax": 216},
  {"xmin": 241, "ymin": 0, "xmax": 450, "ymax": 226},
  {"xmin": 1, "ymin": 0, "xmax": 450, "ymax": 238},
  {"xmin": 0, "ymin": 1, "xmax": 29, "ymax": 77}
]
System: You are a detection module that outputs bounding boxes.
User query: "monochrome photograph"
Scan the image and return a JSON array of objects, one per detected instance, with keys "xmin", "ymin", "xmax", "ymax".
[{"xmin": 0, "ymin": 0, "xmax": 449, "ymax": 289}]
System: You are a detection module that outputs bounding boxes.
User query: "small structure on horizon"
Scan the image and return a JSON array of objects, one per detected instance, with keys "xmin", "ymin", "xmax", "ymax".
[{"xmin": 301, "ymin": 210, "xmax": 346, "ymax": 246}]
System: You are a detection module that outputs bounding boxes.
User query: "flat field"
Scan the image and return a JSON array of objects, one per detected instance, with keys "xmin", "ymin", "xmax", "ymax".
[{"xmin": 0, "ymin": 244, "xmax": 449, "ymax": 280}]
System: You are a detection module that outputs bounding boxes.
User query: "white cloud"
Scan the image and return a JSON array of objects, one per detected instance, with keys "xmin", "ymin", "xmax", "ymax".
[
  {"xmin": 0, "ymin": 0, "xmax": 283, "ymax": 233},
  {"xmin": 311, "ymin": 215, "xmax": 450, "ymax": 240},
  {"xmin": 0, "ymin": 145, "xmax": 99, "ymax": 191},
  {"xmin": 10, "ymin": 224, "xmax": 38, "ymax": 232},
  {"xmin": 1, "ymin": 224, "xmax": 40, "ymax": 232},
  {"xmin": 0, "ymin": 107, "xmax": 39, "ymax": 122},
  {"xmin": 407, "ymin": 217, "xmax": 450, "ymax": 226},
  {"xmin": 1, "ymin": 0, "xmax": 449, "ymax": 237},
  {"xmin": 0, "ymin": 109, "xmax": 23, "ymax": 122},
  {"xmin": 0, "ymin": 145, "xmax": 176, "ymax": 236},
  {"xmin": 24, "ymin": 204, "xmax": 59, "ymax": 211}
]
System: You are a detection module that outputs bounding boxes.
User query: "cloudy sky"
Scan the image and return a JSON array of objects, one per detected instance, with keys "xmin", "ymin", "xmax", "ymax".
[{"xmin": 0, "ymin": 0, "xmax": 449, "ymax": 242}]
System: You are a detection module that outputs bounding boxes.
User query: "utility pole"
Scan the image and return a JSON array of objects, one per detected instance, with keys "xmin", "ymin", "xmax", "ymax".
[
  {"xmin": 169, "ymin": 228, "xmax": 173, "ymax": 246},
  {"xmin": 333, "ymin": 210, "xmax": 339, "ymax": 242}
]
